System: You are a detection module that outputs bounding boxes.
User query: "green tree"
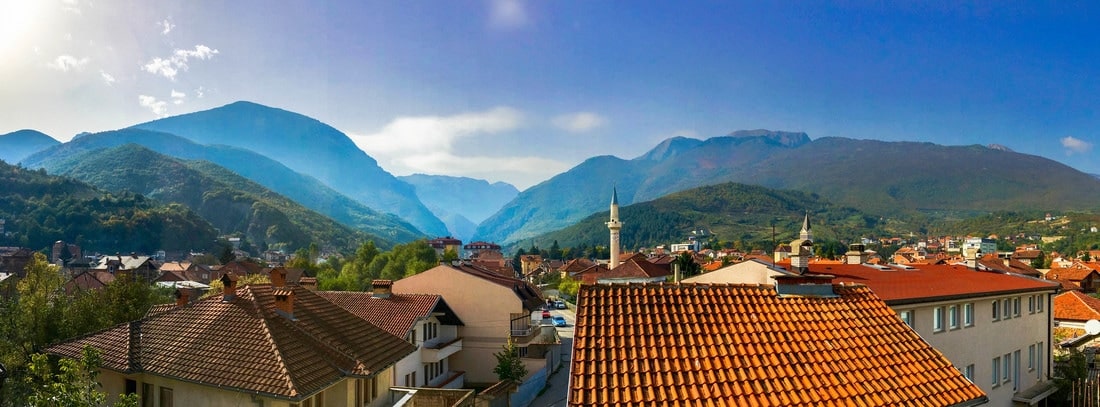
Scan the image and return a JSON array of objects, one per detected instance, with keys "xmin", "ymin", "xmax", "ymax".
[
  {"xmin": 10, "ymin": 253, "xmax": 67, "ymax": 361},
  {"xmin": 1052, "ymin": 348, "xmax": 1089, "ymax": 404},
  {"xmin": 492, "ymin": 338, "xmax": 528, "ymax": 383},
  {"xmin": 557, "ymin": 276, "xmax": 580, "ymax": 300},
  {"xmin": 442, "ymin": 247, "xmax": 459, "ymax": 262},
  {"xmin": 218, "ymin": 244, "xmax": 235, "ymax": 265},
  {"xmin": 673, "ymin": 252, "xmax": 701, "ymax": 278},
  {"xmin": 24, "ymin": 346, "xmax": 107, "ymax": 407}
]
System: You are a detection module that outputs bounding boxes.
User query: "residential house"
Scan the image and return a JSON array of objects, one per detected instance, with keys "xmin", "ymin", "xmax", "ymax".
[
  {"xmin": 977, "ymin": 254, "xmax": 1042, "ymax": 278},
  {"xmin": 92, "ymin": 253, "xmax": 159, "ymax": 282},
  {"xmin": 1046, "ymin": 262, "xmax": 1100, "ymax": 293},
  {"xmin": 1053, "ymin": 290, "xmax": 1100, "ymax": 341},
  {"xmin": 0, "ymin": 246, "xmax": 33, "ymax": 277},
  {"xmin": 574, "ymin": 257, "xmax": 669, "ymax": 285},
  {"xmin": 47, "ymin": 274, "xmax": 415, "ymax": 407},
  {"xmin": 428, "ymin": 237, "xmax": 463, "ymax": 258},
  {"xmin": 568, "ymin": 280, "xmax": 987, "ymax": 406},
  {"xmin": 63, "ymin": 270, "xmax": 116, "ymax": 294},
  {"xmin": 682, "ymin": 258, "xmax": 794, "ymax": 285},
  {"xmin": 809, "ymin": 262, "xmax": 1059, "ymax": 406},
  {"xmin": 392, "ymin": 261, "xmax": 556, "ymax": 406},
  {"xmin": 157, "ymin": 261, "xmax": 214, "ymax": 284},
  {"xmin": 557, "ymin": 258, "xmax": 594, "ymax": 280},
  {"xmin": 318, "ymin": 279, "xmax": 467, "ymax": 389}
]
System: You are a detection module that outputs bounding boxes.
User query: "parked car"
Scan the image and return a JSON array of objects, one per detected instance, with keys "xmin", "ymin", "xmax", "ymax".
[
  {"xmin": 542, "ymin": 310, "xmax": 551, "ymax": 319},
  {"xmin": 552, "ymin": 316, "xmax": 568, "ymax": 327},
  {"xmin": 553, "ymin": 300, "xmax": 567, "ymax": 309}
]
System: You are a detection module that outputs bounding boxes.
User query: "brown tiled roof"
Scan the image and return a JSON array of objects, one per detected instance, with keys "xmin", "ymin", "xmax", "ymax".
[
  {"xmin": 46, "ymin": 284, "xmax": 414, "ymax": 400},
  {"xmin": 63, "ymin": 270, "xmax": 115, "ymax": 294},
  {"xmin": 570, "ymin": 283, "xmax": 987, "ymax": 406},
  {"xmin": 447, "ymin": 262, "xmax": 544, "ymax": 310},
  {"xmin": 578, "ymin": 258, "xmax": 670, "ymax": 284},
  {"xmin": 1054, "ymin": 290, "xmax": 1100, "ymax": 322},
  {"xmin": 559, "ymin": 258, "xmax": 595, "ymax": 274},
  {"xmin": 807, "ymin": 263, "xmax": 1058, "ymax": 304},
  {"xmin": 316, "ymin": 291, "xmax": 463, "ymax": 338},
  {"xmin": 1047, "ymin": 264, "xmax": 1100, "ymax": 282},
  {"xmin": 977, "ymin": 255, "xmax": 1041, "ymax": 277}
]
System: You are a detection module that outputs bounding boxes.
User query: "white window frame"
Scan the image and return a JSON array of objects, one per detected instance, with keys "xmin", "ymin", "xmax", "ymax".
[
  {"xmin": 1028, "ymin": 296, "xmax": 1035, "ymax": 314},
  {"xmin": 1028, "ymin": 344, "xmax": 1035, "ymax": 371},
  {"xmin": 992, "ymin": 357, "xmax": 1001, "ymax": 387},
  {"xmin": 948, "ymin": 305, "xmax": 959, "ymax": 329},
  {"xmin": 992, "ymin": 300, "xmax": 1000, "ymax": 321},
  {"xmin": 1002, "ymin": 299, "xmax": 1011, "ymax": 319},
  {"xmin": 1037, "ymin": 295, "xmax": 1044, "ymax": 312},
  {"xmin": 1003, "ymin": 353, "xmax": 1011, "ymax": 383},
  {"xmin": 964, "ymin": 364, "xmax": 975, "ymax": 382},
  {"xmin": 898, "ymin": 310, "xmax": 913, "ymax": 327},
  {"xmin": 933, "ymin": 306, "xmax": 945, "ymax": 332},
  {"xmin": 963, "ymin": 303, "xmax": 974, "ymax": 327},
  {"xmin": 1013, "ymin": 297, "xmax": 1021, "ymax": 317}
]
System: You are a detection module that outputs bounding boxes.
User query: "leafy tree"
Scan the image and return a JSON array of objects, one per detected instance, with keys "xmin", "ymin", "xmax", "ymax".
[
  {"xmin": 442, "ymin": 247, "xmax": 459, "ymax": 263},
  {"xmin": 1052, "ymin": 348, "xmax": 1089, "ymax": 404},
  {"xmin": 548, "ymin": 240, "xmax": 562, "ymax": 260},
  {"xmin": 218, "ymin": 244, "xmax": 235, "ymax": 265},
  {"xmin": 9, "ymin": 253, "xmax": 66, "ymax": 362},
  {"xmin": 557, "ymin": 276, "xmax": 580, "ymax": 300},
  {"xmin": 492, "ymin": 338, "xmax": 528, "ymax": 383},
  {"xmin": 24, "ymin": 346, "xmax": 106, "ymax": 407},
  {"xmin": 673, "ymin": 252, "xmax": 701, "ymax": 278}
]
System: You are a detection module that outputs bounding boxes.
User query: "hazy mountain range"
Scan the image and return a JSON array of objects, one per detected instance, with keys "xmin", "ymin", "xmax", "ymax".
[{"xmin": 6, "ymin": 101, "xmax": 1100, "ymax": 254}]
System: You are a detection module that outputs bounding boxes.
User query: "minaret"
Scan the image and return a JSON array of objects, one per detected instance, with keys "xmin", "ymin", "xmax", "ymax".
[
  {"xmin": 606, "ymin": 188, "xmax": 623, "ymax": 269},
  {"xmin": 790, "ymin": 212, "xmax": 813, "ymax": 274},
  {"xmin": 799, "ymin": 212, "xmax": 812, "ymax": 241}
]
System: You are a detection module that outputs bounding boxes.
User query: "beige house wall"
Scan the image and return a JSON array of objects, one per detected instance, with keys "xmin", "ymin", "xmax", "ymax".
[
  {"xmin": 683, "ymin": 260, "xmax": 789, "ymax": 285},
  {"xmin": 894, "ymin": 291, "xmax": 1054, "ymax": 406},
  {"xmin": 98, "ymin": 366, "xmax": 396, "ymax": 407},
  {"xmin": 393, "ymin": 265, "xmax": 529, "ymax": 386}
]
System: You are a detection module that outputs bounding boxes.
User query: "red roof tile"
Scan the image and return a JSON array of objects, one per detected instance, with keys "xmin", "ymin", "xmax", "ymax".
[
  {"xmin": 1054, "ymin": 291, "xmax": 1100, "ymax": 322},
  {"xmin": 46, "ymin": 284, "xmax": 414, "ymax": 400},
  {"xmin": 316, "ymin": 291, "xmax": 463, "ymax": 338},
  {"xmin": 806, "ymin": 263, "xmax": 1058, "ymax": 304},
  {"xmin": 570, "ymin": 283, "xmax": 986, "ymax": 406}
]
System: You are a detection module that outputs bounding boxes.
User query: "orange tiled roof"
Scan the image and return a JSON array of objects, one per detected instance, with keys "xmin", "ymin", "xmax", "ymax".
[
  {"xmin": 807, "ymin": 263, "xmax": 1058, "ymax": 304},
  {"xmin": 46, "ymin": 284, "xmax": 414, "ymax": 400},
  {"xmin": 1054, "ymin": 290, "xmax": 1100, "ymax": 322},
  {"xmin": 1047, "ymin": 264, "xmax": 1100, "ymax": 281},
  {"xmin": 560, "ymin": 258, "xmax": 596, "ymax": 273},
  {"xmin": 570, "ymin": 283, "xmax": 987, "ymax": 406},
  {"xmin": 316, "ymin": 291, "xmax": 463, "ymax": 338},
  {"xmin": 578, "ymin": 258, "xmax": 669, "ymax": 284}
]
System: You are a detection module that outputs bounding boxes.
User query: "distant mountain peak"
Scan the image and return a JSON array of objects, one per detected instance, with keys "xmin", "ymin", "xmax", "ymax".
[
  {"xmin": 637, "ymin": 136, "xmax": 703, "ymax": 161},
  {"xmin": 987, "ymin": 144, "xmax": 1014, "ymax": 152},
  {"xmin": 0, "ymin": 129, "xmax": 60, "ymax": 164},
  {"xmin": 726, "ymin": 129, "xmax": 811, "ymax": 148}
]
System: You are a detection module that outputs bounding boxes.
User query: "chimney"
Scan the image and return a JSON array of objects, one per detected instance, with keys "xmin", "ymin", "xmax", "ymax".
[
  {"xmin": 372, "ymin": 279, "xmax": 393, "ymax": 299},
  {"xmin": 273, "ymin": 288, "xmax": 295, "ymax": 320},
  {"xmin": 774, "ymin": 274, "xmax": 837, "ymax": 298},
  {"xmin": 174, "ymin": 288, "xmax": 190, "ymax": 306},
  {"xmin": 845, "ymin": 243, "xmax": 868, "ymax": 265},
  {"xmin": 221, "ymin": 272, "xmax": 238, "ymax": 302},
  {"xmin": 270, "ymin": 267, "xmax": 287, "ymax": 287}
]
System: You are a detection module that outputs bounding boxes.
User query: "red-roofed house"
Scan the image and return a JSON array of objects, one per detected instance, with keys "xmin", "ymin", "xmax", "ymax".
[
  {"xmin": 47, "ymin": 276, "xmax": 415, "ymax": 407},
  {"xmin": 574, "ymin": 257, "xmax": 669, "ymax": 284},
  {"xmin": 1053, "ymin": 290, "xmax": 1100, "ymax": 333},
  {"xmin": 318, "ymin": 280, "xmax": 467, "ymax": 389},
  {"xmin": 392, "ymin": 261, "xmax": 556, "ymax": 404},
  {"xmin": 1046, "ymin": 262, "xmax": 1100, "ymax": 293},
  {"xmin": 807, "ymin": 263, "xmax": 1059, "ymax": 405},
  {"xmin": 569, "ymin": 281, "xmax": 988, "ymax": 406}
]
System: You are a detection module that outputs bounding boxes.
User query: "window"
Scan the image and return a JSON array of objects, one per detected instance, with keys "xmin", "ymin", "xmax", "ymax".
[
  {"xmin": 1038, "ymin": 296, "xmax": 1044, "ymax": 312},
  {"xmin": 1028, "ymin": 344, "xmax": 1036, "ymax": 371},
  {"xmin": 964, "ymin": 364, "xmax": 975, "ymax": 382},
  {"xmin": 404, "ymin": 372, "xmax": 417, "ymax": 387},
  {"xmin": 1002, "ymin": 299, "xmax": 1011, "ymax": 319},
  {"xmin": 1038, "ymin": 341, "xmax": 1044, "ymax": 379},
  {"xmin": 142, "ymin": 383, "xmax": 153, "ymax": 407},
  {"xmin": 933, "ymin": 307, "xmax": 945, "ymax": 332},
  {"xmin": 1014, "ymin": 350, "xmax": 1021, "ymax": 390},
  {"xmin": 1003, "ymin": 353, "xmax": 1011, "ymax": 383},
  {"xmin": 517, "ymin": 346, "xmax": 529, "ymax": 358},
  {"xmin": 125, "ymin": 379, "xmax": 137, "ymax": 395},
  {"xmin": 963, "ymin": 303, "xmax": 974, "ymax": 327},
  {"xmin": 992, "ymin": 357, "xmax": 1001, "ymax": 387},
  {"xmin": 159, "ymin": 387, "xmax": 174, "ymax": 407},
  {"xmin": 898, "ymin": 310, "xmax": 913, "ymax": 327},
  {"xmin": 992, "ymin": 300, "xmax": 1001, "ymax": 321},
  {"xmin": 1028, "ymin": 296, "xmax": 1035, "ymax": 313},
  {"xmin": 422, "ymin": 321, "xmax": 438, "ymax": 342},
  {"xmin": 1013, "ymin": 297, "xmax": 1021, "ymax": 317},
  {"xmin": 948, "ymin": 305, "xmax": 959, "ymax": 329}
]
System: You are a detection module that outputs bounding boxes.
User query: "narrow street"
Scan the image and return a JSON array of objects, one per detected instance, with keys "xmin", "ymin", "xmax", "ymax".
[{"xmin": 529, "ymin": 306, "xmax": 575, "ymax": 407}]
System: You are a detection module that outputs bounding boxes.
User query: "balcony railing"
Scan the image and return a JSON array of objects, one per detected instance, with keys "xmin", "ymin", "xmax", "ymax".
[
  {"xmin": 510, "ymin": 325, "xmax": 537, "ymax": 338},
  {"xmin": 422, "ymin": 337, "xmax": 463, "ymax": 363}
]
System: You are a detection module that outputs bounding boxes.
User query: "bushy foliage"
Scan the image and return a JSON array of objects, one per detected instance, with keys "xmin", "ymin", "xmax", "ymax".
[
  {"xmin": 493, "ymin": 338, "xmax": 528, "ymax": 383},
  {"xmin": 316, "ymin": 240, "xmax": 439, "ymax": 291}
]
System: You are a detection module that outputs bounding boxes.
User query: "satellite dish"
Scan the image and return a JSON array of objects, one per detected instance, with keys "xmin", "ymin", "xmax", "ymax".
[{"xmin": 1086, "ymin": 320, "xmax": 1100, "ymax": 335}]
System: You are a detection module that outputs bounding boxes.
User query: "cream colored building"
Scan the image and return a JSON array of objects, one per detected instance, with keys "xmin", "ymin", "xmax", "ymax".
[
  {"xmin": 682, "ymin": 258, "xmax": 793, "ymax": 285},
  {"xmin": 392, "ymin": 262, "xmax": 555, "ymax": 388}
]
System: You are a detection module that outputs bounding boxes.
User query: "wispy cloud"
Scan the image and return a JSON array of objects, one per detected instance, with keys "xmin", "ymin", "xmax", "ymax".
[
  {"xmin": 159, "ymin": 19, "xmax": 175, "ymax": 35},
  {"xmin": 142, "ymin": 45, "xmax": 219, "ymax": 81},
  {"xmin": 47, "ymin": 55, "xmax": 89, "ymax": 72},
  {"xmin": 60, "ymin": 0, "xmax": 82, "ymax": 14},
  {"xmin": 138, "ymin": 95, "xmax": 168, "ymax": 116},
  {"xmin": 170, "ymin": 89, "xmax": 186, "ymax": 104},
  {"xmin": 552, "ymin": 112, "xmax": 607, "ymax": 133},
  {"xmin": 194, "ymin": 86, "xmax": 207, "ymax": 98},
  {"xmin": 99, "ymin": 70, "xmax": 115, "ymax": 85},
  {"xmin": 488, "ymin": 0, "xmax": 529, "ymax": 29},
  {"xmin": 1062, "ymin": 136, "xmax": 1092, "ymax": 155}
]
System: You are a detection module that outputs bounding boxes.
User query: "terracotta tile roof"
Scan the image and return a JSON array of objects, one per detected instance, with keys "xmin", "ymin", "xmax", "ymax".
[
  {"xmin": 446, "ymin": 262, "xmax": 544, "ymax": 311},
  {"xmin": 559, "ymin": 258, "xmax": 595, "ymax": 274},
  {"xmin": 806, "ymin": 263, "xmax": 1058, "ymax": 304},
  {"xmin": 1054, "ymin": 291, "xmax": 1100, "ymax": 322},
  {"xmin": 316, "ymin": 291, "xmax": 463, "ymax": 338},
  {"xmin": 63, "ymin": 270, "xmax": 115, "ymax": 294},
  {"xmin": 570, "ymin": 283, "xmax": 987, "ymax": 407},
  {"xmin": 46, "ymin": 284, "xmax": 414, "ymax": 400},
  {"xmin": 578, "ymin": 259, "xmax": 670, "ymax": 284},
  {"xmin": 1047, "ymin": 264, "xmax": 1100, "ymax": 281}
]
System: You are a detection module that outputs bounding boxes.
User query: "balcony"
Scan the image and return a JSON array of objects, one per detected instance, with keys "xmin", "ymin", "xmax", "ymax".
[
  {"xmin": 510, "ymin": 325, "xmax": 537, "ymax": 338},
  {"xmin": 422, "ymin": 337, "xmax": 462, "ymax": 363},
  {"xmin": 427, "ymin": 370, "xmax": 466, "ymax": 389}
]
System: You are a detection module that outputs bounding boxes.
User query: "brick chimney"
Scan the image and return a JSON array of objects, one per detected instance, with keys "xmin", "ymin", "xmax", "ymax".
[
  {"xmin": 273, "ymin": 288, "xmax": 295, "ymax": 320},
  {"xmin": 270, "ymin": 267, "xmax": 287, "ymax": 287},
  {"xmin": 220, "ymin": 272, "xmax": 238, "ymax": 302},
  {"xmin": 174, "ymin": 288, "xmax": 190, "ymax": 306},
  {"xmin": 372, "ymin": 279, "xmax": 392, "ymax": 299}
]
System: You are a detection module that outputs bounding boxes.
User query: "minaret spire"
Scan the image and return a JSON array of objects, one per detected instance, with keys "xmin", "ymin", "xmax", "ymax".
[
  {"xmin": 800, "ymin": 211, "xmax": 812, "ymax": 241},
  {"xmin": 607, "ymin": 187, "xmax": 622, "ymax": 269}
]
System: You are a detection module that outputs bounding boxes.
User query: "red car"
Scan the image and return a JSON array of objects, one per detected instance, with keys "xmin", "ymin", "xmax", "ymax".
[{"xmin": 541, "ymin": 310, "xmax": 551, "ymax": 319}]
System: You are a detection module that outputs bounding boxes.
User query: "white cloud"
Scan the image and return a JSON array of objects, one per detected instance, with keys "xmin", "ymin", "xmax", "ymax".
[
  {"xmin": 354, "ymin": 107, "xmax": 523, "ymax": 155},
  {"xmin": 170, "ymin": 89, "xmax": 186, "ymax": 104},
  {"xmin": 138, "ymin": 95, "xmax": 168, "ymax": 116},
  {"xmin": 552, "ymin": 112, "xmax": 607, "ymax": 133},
  {"xmin": 1062, "ymin": 136, "xmax": 1092, "ymax": 155},
  {"xmin": 489, "ymin": 0, "xmax": 528, "ymax": 29},
  {"xmin": 60, "ymin": 0, "xmax": 82, "ymax": 14},
  {"xmin": 194, "ymin": 86, "xmax": 207, "ymax": 98},
  {"xmin": 142, "ymin": 44, "xmax": 219, "ymax": 81},
  {"xmin": 99, "ymin": 70, "xmax": 115, "ymax": 85},
  {"xmin": 159, "ymin": 19, "xmax": 174, "ymax": 35},
  {"xmin": 47, "ymin": 55, "xmax": 89, "ymax": 72}
]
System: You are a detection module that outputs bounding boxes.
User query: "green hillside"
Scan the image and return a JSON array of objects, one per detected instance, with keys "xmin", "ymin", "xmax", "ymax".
[
  {"xmin": 0, "ymin": 160, "xmax": 218, "ymax": 253},
  {"xmin": 524, "ymin": 182, "xmax": 902, "ymax": 252},
  {"xmin": 51, "ymin": 144, "xmax": 378, "ymax": 251}
]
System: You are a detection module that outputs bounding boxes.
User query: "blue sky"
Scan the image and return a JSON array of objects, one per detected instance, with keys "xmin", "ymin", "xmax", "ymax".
[{"xmin": 1, "ymin": 1, "xmax": 1097, "ymax": 189}]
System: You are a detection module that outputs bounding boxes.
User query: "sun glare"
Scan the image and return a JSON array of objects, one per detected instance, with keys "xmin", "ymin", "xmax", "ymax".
[{"xmin": 0, "ymin": 0, "xmax": 46, "ymax": 57}]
